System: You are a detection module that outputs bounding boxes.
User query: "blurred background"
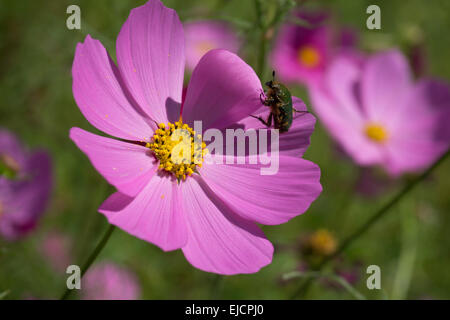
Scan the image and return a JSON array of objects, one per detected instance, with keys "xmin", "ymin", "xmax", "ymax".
[{"xmin": 0, "ymin": 0, "xmax": 449, "ymax": 299}]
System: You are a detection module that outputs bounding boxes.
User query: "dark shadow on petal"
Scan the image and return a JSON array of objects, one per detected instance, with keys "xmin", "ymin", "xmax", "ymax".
[
  {"xmin": 99, "ymin": 192, "xmax": 134, "ymax": 212},
  {"xmin": 165, "ymin": 97, "xmax": 181, "ymax": 123},
  {"xmin": 422, "ymin": 80, "xmax": 450, "ymax": 142}
]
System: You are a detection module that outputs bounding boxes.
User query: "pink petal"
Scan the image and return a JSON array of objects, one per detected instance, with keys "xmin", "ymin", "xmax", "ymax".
[
  {"xmin": 322, "ymin": 55, "xmax": 364, "ymax": 124},
  {"xmin": 181, "ymin": 178, "xmax": 273, "ymax": 275},
  {"xmin": 182, "ymin": 49, "xmax": 264, "ymax": 131},
  {"xmin": 200, "ymin": 155, "xmax": 322, "ymax": 225},
  {"xmin": 361, "ymin": 50, "xmax": 412, "ymax": 124},
  {"xmin": 72, "ymin": 35, "xmax": 153, "ymax": 141},
  {"xmin": 391, "ymin": 79, "xmax": 450, "ymax": 137},
  {"xmin": 309, "ymin": 58, "xmax": 384, "ymax": 165},
  {"xmin": 0, "ymin": 129, "xmax": 27, "ymax": 169},
  {"xmin": 0, "ymin": 151, "xmax": 52, "ymax": 240},
  {"xmin": 70, "ymin": 128, "xmax": 156, "ymax": 197},
  {"xmin": 99, "ymin": 174, "xmax": 187, "ymax": 252},
  {"xmin": 116, "ymin": 0, "xmax": 185, "ymax": 124},
  {"xmin": 238, "ymin": 96, "xmax": 316, "ymax": 156},
  {"xmin": 384, "ymin": 139, "xmax": 446, "ymax": 176},
  {"xmin": 184, "ymin": 21, "xmax": 240, "ymax": 71},
  {"xmin": 384, "ymin": 79, "xmax": 450, "ymax": 175}
]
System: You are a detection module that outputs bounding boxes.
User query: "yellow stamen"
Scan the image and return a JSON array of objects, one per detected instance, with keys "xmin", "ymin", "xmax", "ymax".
[
  {"xmin": 365, "ymin": 123, "xmax": 388, "ymax": 143},
  {"xmin": 297, "ymin": 45, "xmax": 321, "ymax": 68},
  {"xmin": 308, "ymin": 229, "xmax": 337, "ymax": 256},
  {"xmin": 148, "ymin": 121, "xmax": 208, "ymax": 181}
]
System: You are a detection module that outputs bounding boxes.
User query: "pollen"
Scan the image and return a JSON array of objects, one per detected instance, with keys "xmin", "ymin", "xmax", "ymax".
[
  {"xmin": 365, "ymin": 123, "xmax": 388, "ymax": 143},
  {"xmin": 147, "ymin": 121, "xmax": 208, "ymax": 181},
  {"xmin": 297, "ymin": 45, "xmax": 321, "ymax": 68}
]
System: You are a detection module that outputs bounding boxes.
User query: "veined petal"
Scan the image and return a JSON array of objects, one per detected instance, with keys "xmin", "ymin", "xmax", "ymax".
[
  {"xmin": 72, "ymin": 35, "xmax": 153, "ymax": 141},
  {"xmin": 181, "ymin": 178, "xmax": 273, "ymax": 275},
  {"xmin": 182, "ymin": 49, "xmax": 264, "ymax": 131},
  {"xmin": 116, "ymin": 0, "xmax": 185, "ymax": 124},
  {"xmin": 200, "ymin": 155, "xmax": 322, "ymax": 225},
  {"xmin": 99, "ymin": 174, "xmax": 187, "ymax": 252},
  {"xmin": 70, "ymin": 127, "xmax": 156, "ymax": 197}
]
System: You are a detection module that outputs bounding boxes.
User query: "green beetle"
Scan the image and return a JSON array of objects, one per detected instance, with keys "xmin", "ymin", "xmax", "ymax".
[{"xmin": 252, "ymin": 71, "xmax": 307, "ymax": 133}]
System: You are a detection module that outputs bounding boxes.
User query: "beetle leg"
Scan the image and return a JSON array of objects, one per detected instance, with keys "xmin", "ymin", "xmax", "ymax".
[
  {"xmin": 250, "ymin": 113, "xmax": 273, "ymax": 127},
  {"xmin": 293, "ymin": 108, "xmax": 309, "ymax": 114},
  {"xmin": 259, "ymin": 91, "xmax": 267, "ymax": 105},
  {"xmin": 267, "ymin": 112, "xmax": 273, "ymax": 127}
]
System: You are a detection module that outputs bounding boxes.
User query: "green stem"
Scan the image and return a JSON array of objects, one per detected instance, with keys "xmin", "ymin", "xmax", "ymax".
[
  {"xmin": 283, "ymin": 271, "xmax": 366, "ymax": 300},
  {"xmin": 60, "ymin": 224, "xmax": 115, "ymax": 300},
  {"xmin": 290, "ymin": 149, "xmax": 449, "ymax": 299},
  {"xmin": 391, "ymin": 200, "xmax": 418, "ymax": 299}
]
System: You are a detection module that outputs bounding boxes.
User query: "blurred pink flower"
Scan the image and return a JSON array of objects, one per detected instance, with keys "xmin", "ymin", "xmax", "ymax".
[
  {"xmin": 0, "ymin": 129, "xmax": 52, "ymax": 240},
  {"xmin": 69, "ymin": 0, "xmax": 321, "ymax": 274},
  {"xmin": 40, "ymin": 231, "xmax": 72, "ymax": 273},
  {"xmin": 309, "ymin": 50, "xmax": 450, "ymax": 176},
  {"xmin": 271, "ymin": 11, "xmax": 331, "ymax": 86},
  {"xmin": 184, "ymin": 21, "xmax": 239, "ymax": 71},
  {"xmin": 271, "ymin": 11, "xmax": 360, "ymax": 87},
  {"xmin": 81, "ymin": 263, "xmax": 140, "ymax": 300}
]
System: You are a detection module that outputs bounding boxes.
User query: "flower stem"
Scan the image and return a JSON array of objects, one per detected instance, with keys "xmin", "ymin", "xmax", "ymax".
[
  {"xmin": 290, "ymin": 149, "xmax": 449, "ymax": 299},
  {"xmin": 60, "ymin": 224, "xmax": 116, "ymax": 300}
]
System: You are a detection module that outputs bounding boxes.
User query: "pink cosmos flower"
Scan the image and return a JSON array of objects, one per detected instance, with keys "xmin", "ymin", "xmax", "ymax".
[
  {"xmin": 271, "ymin": 11, "xmax": 359, "ymax": 87},
  {"xmin": 81, "ymin": 262, "xmax": 140, "ymax": 300},
  {"xmin": 309, "ymin": 50, "xmax": 450, "ymax": 176},
  {"xmin": 184, "ymin": 21, "xmax": 239, "ymax": 71},
  {"xmin": 271, "ymin": 11, "xmax": 331, "ymax": 87},
  {"xmin": 0, "ymin": 129, "xmax": 52, "ymax": 240},
  {"xmin": 69, "ymin": 0, "xmax": 321, "ymax": 275}
]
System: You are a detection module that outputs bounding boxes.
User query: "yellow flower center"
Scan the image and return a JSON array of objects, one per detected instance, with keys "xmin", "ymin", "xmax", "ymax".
[
  {"xmin": 309, "ymin": 229, "xmax": 337, "ymax": 256},
  {"xmin": 297, "ymin": 45, "xmax": 321, "ymax": 68},
  {"xmin": 365, "ymin": 123, "xmax": 388, "ymax": 143},
  {"xmin": 147, "ymin": 121, "xmax": 208, "ymax": 181},
  {"xmin": 195, "ymin": 41, "xmax": 216, "ymax": 56}
]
